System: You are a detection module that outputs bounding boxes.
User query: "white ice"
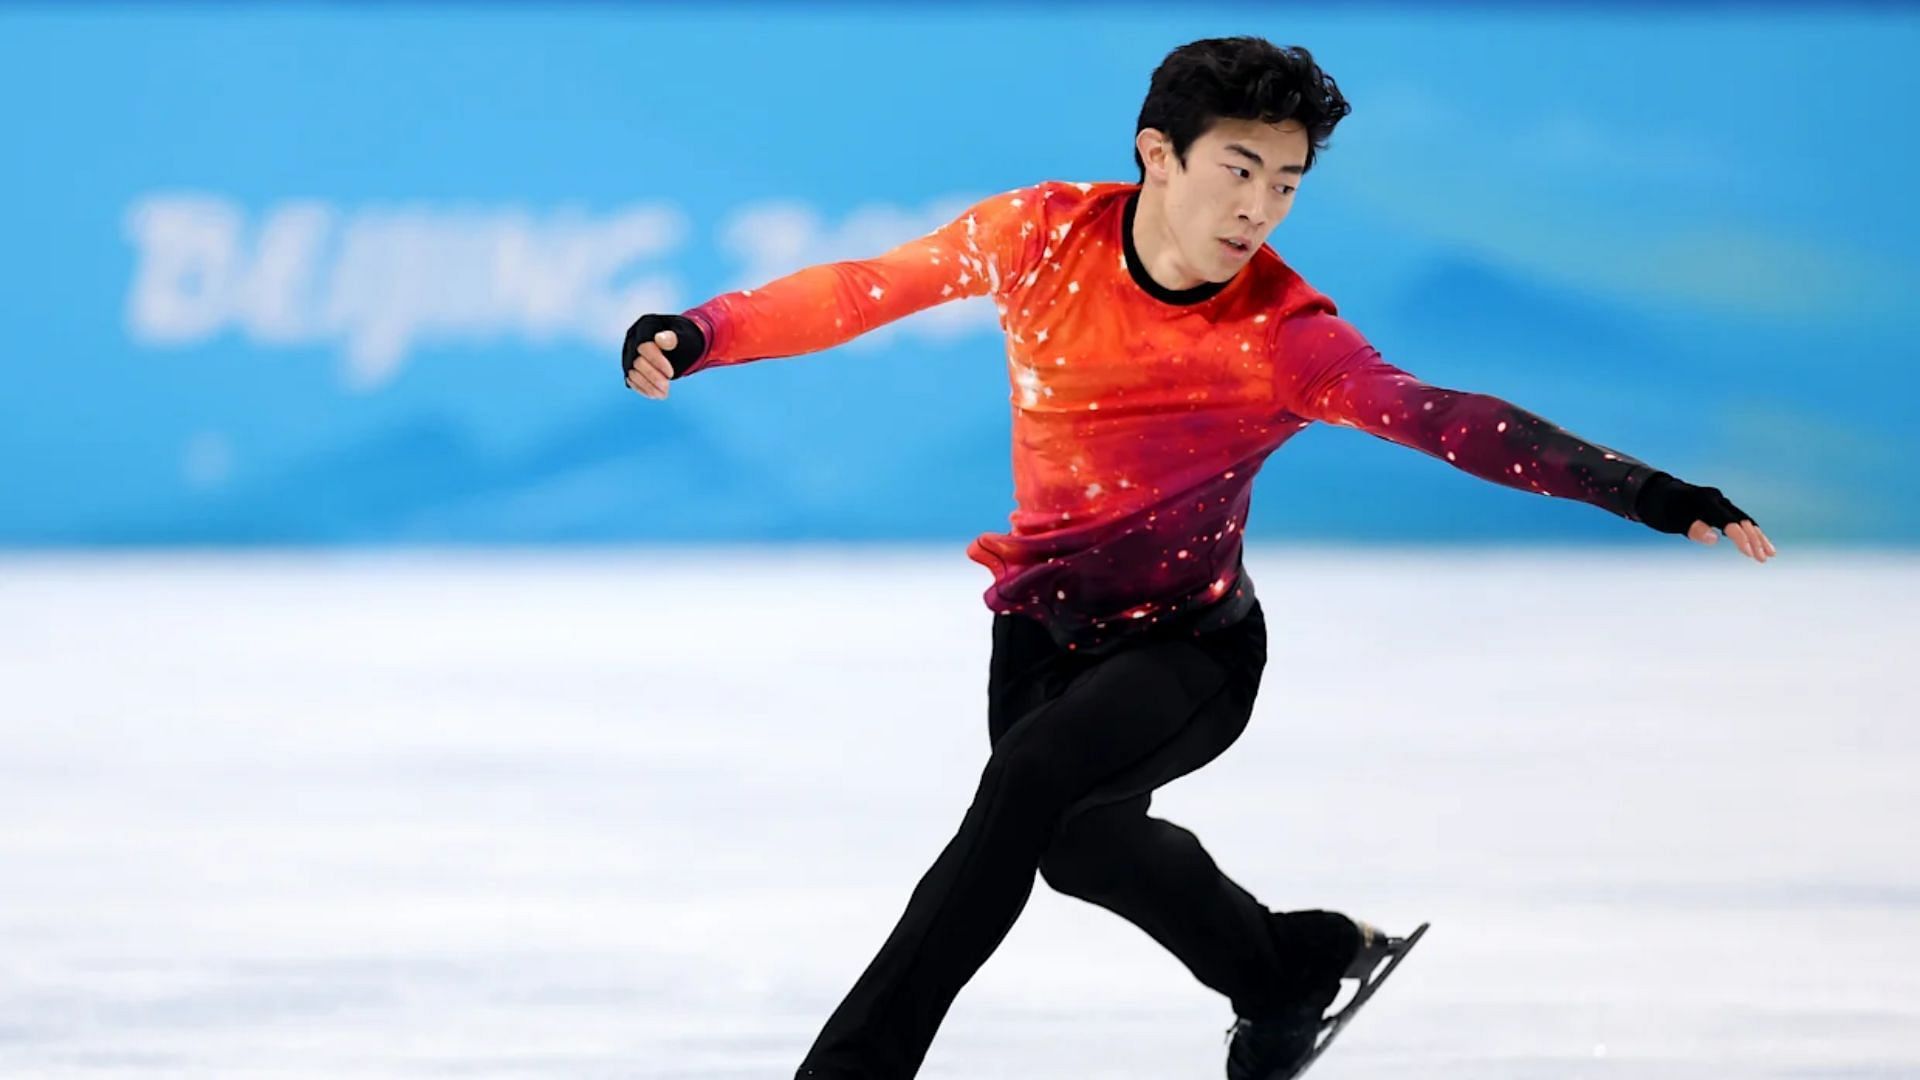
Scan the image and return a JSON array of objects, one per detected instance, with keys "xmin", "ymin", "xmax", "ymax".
[{"xmin": 2, "ymin": 547, "xmax": 1916, "ymax": 1078}]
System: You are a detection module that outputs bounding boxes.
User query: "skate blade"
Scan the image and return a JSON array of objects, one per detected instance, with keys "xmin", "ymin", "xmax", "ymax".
[
  {"xmin": 1295, "ymin": 921, "xmax": 1430, "ymax": 1078},
  {"xmin": 1343, "ymin": 919, "xmax": 1423, "ymax": 981}
]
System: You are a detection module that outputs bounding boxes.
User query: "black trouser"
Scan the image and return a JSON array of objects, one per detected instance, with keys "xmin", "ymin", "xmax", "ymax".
[{"xmin": 797, "ymin": 600, "xmax": 1327, "ymax": 1079}]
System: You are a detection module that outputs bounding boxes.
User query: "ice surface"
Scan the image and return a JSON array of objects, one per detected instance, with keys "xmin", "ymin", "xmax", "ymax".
[{"xmin": 1, "ymin": 546, "xmax": 1916, "ymax": 1077}]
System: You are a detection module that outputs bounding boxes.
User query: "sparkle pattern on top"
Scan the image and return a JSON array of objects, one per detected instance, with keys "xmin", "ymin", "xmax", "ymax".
[{"xmin": 682, "ymin": 182, "xmax": 1655, "ymax": 650}]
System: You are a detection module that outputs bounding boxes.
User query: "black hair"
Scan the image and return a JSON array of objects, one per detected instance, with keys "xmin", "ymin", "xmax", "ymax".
[{"xmin": 1134, "ymin": 37, "xmax": 1351, "ymax": 180}]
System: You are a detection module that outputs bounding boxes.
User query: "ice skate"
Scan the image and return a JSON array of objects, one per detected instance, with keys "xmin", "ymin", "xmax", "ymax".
[{"xmin": 1223, "ymin": 916, "xmax": 1429, "ymax": 1080}]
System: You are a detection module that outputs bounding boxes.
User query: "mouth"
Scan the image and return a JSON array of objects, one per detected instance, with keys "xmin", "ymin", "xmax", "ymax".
[{"xmin": 1218, "ymin": 237, "xmax": 1255, "ymax": 258}]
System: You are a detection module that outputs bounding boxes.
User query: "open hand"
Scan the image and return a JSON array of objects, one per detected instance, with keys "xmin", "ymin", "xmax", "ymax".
[
  {"xmin": 1687, "ymin": 518, "xmax": 1776, "ymax": 563},
  {"xmin": 1635, "ymin": 473, "xmax": 1777, "ymax": 564}
]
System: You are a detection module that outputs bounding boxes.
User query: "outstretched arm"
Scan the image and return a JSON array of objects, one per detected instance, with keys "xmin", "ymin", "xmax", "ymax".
[
  {"xmin": 622, "ymin": 186, "xmax": 1041, "ymax": 396},
  {"xmin": 1275, "ymin": 311, "xmax": 1776, "ymax": 561}
]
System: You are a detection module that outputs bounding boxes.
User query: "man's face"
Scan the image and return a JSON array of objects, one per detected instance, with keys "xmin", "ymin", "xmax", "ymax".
[{"xmin": 1143, "ymin": 116, "xmax": 1309, "ymax": 282}]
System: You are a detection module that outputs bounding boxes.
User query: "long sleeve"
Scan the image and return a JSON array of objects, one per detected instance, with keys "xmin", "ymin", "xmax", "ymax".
[
  {"xmin": 677, "ymin": 186, "xmax": 1044, "ymax": 377},
  {"xmin": 1274, "ymin": 311, "xmax": 1659, "ymax": 520}
]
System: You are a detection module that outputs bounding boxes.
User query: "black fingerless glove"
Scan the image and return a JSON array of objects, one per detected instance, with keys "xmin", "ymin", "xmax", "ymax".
[
  {"xmin": 621, "ymin": 313, "xmax": 707, "ymax": 382},
  {"xmin": 1633, "ymin": 471, "xmax": 1755, "ymax": 535}
]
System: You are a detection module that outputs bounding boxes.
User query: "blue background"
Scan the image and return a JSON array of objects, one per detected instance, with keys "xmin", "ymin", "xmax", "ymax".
[{"xmin": 3, "ymin": 4, "xmax": 1915, "ymax": 546}]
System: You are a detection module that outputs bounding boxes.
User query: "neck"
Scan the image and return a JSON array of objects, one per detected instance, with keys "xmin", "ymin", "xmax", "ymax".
[
  {"xmin": 1123, "ymin": 186, "xmax": 1227, "ymax": 306},
  {"xmin": 1131, "ymin": 184, "xmax": 1206, "ymax": 290}
]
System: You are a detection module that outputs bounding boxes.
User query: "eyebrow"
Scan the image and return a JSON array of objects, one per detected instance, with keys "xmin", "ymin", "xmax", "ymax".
[{"xmin": 1224, "ymin": 143, "xmax": 1305, "ymax": 176}]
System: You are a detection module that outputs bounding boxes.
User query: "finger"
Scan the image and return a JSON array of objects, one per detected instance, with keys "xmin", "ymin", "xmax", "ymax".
[
  {"xmin": 643, "ymin": 347, "xmax": 675, "ymax": 383},
  {"xmin": 626, "ymin": 368, "xmax": 665, "ymax": 398},
  {"xmin": 1737, "ymin": 521, "xmax": 1770, "ymax": 563},
  {"xmin": 1730, "ymin": 522, "xmax": 1755, "ymax": 562},
  {"xmin": 638, "ymin": 343, "xmax": 676, "ymax": 381},
  {"xmin": 1688, "ymin": 520, "xmax": 1717, "ymax": 545},
  {"xmin": 654, "ymin": 329, "xmax": 678, "ymax": 351},
  {"xmin": 1720, "ymin": 518, "xmax": 1751, "ymax": 553},
  {"xmin": 1752, "ymin": 523, "xmax": 1777, "ymax": 557}
]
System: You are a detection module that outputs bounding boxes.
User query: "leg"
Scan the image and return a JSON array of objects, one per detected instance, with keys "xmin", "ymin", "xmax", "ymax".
[
  {"xmin": 1038, "ymin": 795, "xmax": 1307, "ymax": 1019},
  {"xmin": 1034, "ymin": 611, "xmax": 1356, "ymax": 1020},
  {"xmin": 796, "ymin": 632, "xmax": 1244, "ymax": 1079},
  {"xmin": 1039, "ymin": 799, "xmax": 1355, "ymax": 1018}
]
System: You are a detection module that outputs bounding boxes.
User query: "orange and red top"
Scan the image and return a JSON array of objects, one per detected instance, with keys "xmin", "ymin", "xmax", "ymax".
[{"xmin": 680, "ymin": 181, "xmax": 1656, "ymax": 650}]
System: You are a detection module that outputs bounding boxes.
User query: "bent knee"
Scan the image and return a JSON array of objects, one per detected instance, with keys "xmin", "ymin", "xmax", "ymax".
[
  {"xmin": 1038, "ymin": 845, "xmax": 1119, "ymax": 898},
  {"xmin": 1037, "ymin": 822, "xmax": 1136, "ymax": 898}
]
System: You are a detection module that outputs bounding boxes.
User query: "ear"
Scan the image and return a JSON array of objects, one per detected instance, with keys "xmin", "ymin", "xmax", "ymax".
[{"xmin": 1136, "ymin": 128, "xmax": 1176, "ymax": 183}]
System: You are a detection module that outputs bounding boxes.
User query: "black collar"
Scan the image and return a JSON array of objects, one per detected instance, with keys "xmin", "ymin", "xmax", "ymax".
[{"xmin": 1122, "ymin": 189, "xmax": 1229, "ymax": 306}]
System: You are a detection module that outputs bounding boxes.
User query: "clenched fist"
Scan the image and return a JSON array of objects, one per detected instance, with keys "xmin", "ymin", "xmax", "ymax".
[{"xmin": 621, "ymin": 313, "xmax": 706, "ymax": 400}]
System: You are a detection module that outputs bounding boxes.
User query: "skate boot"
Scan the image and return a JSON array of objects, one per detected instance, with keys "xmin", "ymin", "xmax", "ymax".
[{"xmin": 1222, "ymin": 912, "xmax": 1429, "ymax": 1080}]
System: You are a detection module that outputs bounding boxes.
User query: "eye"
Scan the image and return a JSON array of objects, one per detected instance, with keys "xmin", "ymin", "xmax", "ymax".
[
  {"xmin": 1276, "ymin": 184, "xmax": 1296, "ymax": 196},
  {"xmin": 1226, "ymin": 166, "xmax": 1251, "ymax": 179}
]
